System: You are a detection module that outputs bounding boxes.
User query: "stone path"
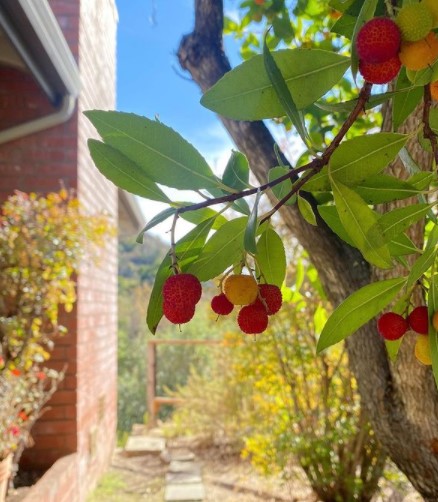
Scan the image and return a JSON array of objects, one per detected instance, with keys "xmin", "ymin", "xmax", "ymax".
[{"xmin": 123, "ymin": 426, "xmax": 204, "ymax": 502}]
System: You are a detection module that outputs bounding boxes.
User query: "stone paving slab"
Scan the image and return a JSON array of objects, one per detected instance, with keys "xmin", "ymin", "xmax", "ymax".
[
  {"xmin": 166, "ymin": 471, "xmax": 202, "ymax": 484},
  {"xmin": 164, "ymin": 482, "xmax": 205, "ymax": 501},
  {"xmin": 124, "ymin": 435, "xmax": 166, "ymax": 456},
  {"xmin": 169, "ymin": 461, "xmax": 201, "ymax": 475}
]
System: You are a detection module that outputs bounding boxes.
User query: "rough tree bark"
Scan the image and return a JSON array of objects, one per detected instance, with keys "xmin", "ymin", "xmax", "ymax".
[{"xmin": 177, "ymin": 0, "xmax": 438, "ymax": 498}]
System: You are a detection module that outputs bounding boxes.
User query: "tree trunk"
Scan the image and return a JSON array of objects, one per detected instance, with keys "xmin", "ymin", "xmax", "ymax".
[{"xmin": 177, "ymin": 0, "xmax": 438, "ymax": 497}]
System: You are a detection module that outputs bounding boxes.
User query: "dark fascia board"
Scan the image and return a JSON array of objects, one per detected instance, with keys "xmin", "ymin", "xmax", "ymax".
[{"xmin": 0, "ymin": 0, "xmax": 80, "ymax": 105}]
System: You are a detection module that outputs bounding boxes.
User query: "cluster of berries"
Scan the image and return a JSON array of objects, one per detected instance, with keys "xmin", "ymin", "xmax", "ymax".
[
  {"xmin": 210, "ymin": 274, "xmax": 282, "ymax": 335},
  {"xmin": 377, "ymin": 306, "xmax": 438, "ymax": 365},
  {"xmin": 162, "ymin": 273, "xmax": 202, "ymax": 324},
  {"xmin": 356, "ymin": 1, "xmax": 438, "ymax": 85}
]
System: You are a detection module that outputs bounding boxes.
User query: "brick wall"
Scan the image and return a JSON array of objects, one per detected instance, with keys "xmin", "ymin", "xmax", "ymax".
[{"xmin": 0, "ymin": 0, "xmax": 119, "ymax": 499}]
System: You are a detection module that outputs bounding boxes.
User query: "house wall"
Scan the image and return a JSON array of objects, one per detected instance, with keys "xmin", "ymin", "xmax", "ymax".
[{"xmin": 0, "ymin": 0, "xmax": 119, "ymax": 499}]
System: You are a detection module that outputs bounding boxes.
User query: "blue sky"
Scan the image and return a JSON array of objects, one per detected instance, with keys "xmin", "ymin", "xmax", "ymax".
[{"xmin": 116, "ymin": 0, "xmax": 240, "ymax": 237}]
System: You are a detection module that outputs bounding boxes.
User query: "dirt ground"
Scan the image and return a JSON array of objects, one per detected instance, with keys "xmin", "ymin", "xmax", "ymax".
[{"xmin": 86, "ymin": 438, "xmax": 423, "ymax": 502}]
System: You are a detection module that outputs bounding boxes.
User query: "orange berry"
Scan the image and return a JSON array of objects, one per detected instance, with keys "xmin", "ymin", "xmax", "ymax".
[
  {"xmin": 415, "ymin": 334, "xmax": 432, "ymax": 365},
  {"xmin": 222, "ymin": 274, "xmax": 258, "ymax": 306},
  {"xmin": 399, "ymin": 32, "xmax": 438, "ymax": 71},
  {"xmin": 430, "ymin": 81, "xmax": 438, "ymax": 101}
]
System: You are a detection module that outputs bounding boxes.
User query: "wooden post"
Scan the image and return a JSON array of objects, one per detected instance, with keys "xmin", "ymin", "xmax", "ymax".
[{"xmin": 147, "ymin": 341, "xmax": 156, "ymax": 425}]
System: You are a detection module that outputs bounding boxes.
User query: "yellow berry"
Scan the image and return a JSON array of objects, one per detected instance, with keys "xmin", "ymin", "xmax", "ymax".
[
  {"xmin": 415, "ymin": 334, "xmax": 432, "ymax": 365},
  {"xmin": 222, "ymin": 274, "xmax": 258, "ymax": 306},
  {"xmin": 396, "ymin": 3, "xmax": 433, "ymax": 42},
  {"xmin": 433, "ymin": 311, "xmax": 438, "ymax": 331},
  {"xmin": 424, "ymin": 0, "xmax": 438, "ymax": 28},
  {"xmin": 399, "ymin": 32, "xmax": 438, "ymax": 70}
]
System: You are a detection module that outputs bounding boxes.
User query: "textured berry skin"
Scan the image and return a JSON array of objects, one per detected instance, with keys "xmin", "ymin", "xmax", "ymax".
[
  {"xmin": 399, "ymin": 32, "xmax": 438, "ymax": 70},
  {"xmin": 396, "ymin": 3, "xmax": 433, "ymax": 42},
  {"xmin": 415, "ymin": 334, "xmax": 432, "ymax": 365},
  {"xmin": 211, "ymin": 293, "xmax": 234, "ymax": 316},
  {"xmin": 254, "ymin": 284, "xmax": 282, "ymax": 315},
  {"xmin": 163, "ymin": 301, "xmax": 195, "ymax": 324},
  {"xmin": 237, "ymin": 304, "xmax": 269, "ymax": 334},
  {"xmin": 408, "ymin": 306, "xmax": 429, "ymax": 335},
  {"xmin": 377, "ymin": 312, "xmax": 408, "ymax": 340},
  {"xmin": 163, "ymin": 273, "xmax": 202, "ymax": 306},
  {"xmin": 223, "ymin": 274, "xmax": 259, "ymax": 306},
  {"xmin": 356, "ymin": 17, "xmax": 401, "ymax": 63},
  {"xmin": 359, "ymin": 55, "xmax": 401, "ymax": 84},
  {"xmin": 424, "ymin": 0, "xmax": 438, "ymax": 28}
]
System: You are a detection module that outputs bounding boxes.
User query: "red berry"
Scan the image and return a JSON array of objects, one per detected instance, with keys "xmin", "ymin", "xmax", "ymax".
[
  {"xmin": 408, "ymin": 306, "xmax": 429, "ymax": 335},
  {"xmin": 356, "ymin": 17, "xmax": 401, "ymax": 63},
  {"xmin": 359, "ymin": 55, "xmax": 401, "ymax": 84},
  {"xmin": 254, "ymin": 284, "xmax": 282, "ymax": 315},
  {"xmin": 377, "ymin": 312, "xmax": 408, "ymax": 340},
  {"xmin": 237, "ymin": 304, "xmax": 269, "ymax": 334},
  {"xmin": 163, "ymin": 300, "xmax": 195, "ymax": 325},
  {"xmin": 211, "ymin": 293, "xmax": 234, "ymax": 316},
  {"xmin": 162, "ymin": 273, "xmax": 202, "ymax": 307}
]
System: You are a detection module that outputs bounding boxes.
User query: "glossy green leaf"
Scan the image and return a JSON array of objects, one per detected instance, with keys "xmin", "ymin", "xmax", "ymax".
[
  {"xmin": 354, "ymin": 174, "xmax": 424, "ymax": 204},
  {"xmin": 244, "ymin": 190, "xmax": 262, "ymax": 254},
  {"xmin": 317, "ymin": 277, "xmax": 406, "ymax": 353},
  {"xmin": 268, "ymin": 167, "xmax": 296, "ymax": 204},
  {"xmin": 318, "ymin": 205, "xmax": 354, "ymax": 246},
  {"xmin": 85, "ymin": 111, "xmax": 222, "ymax": 191},
  {"xmin": 329, "ymin": 133, "xmax": 408, "ymax": 186},
  {"xmin": 388, "ymin": 234, "xmax": 419, "ymax": 257},
  {"xmin": 256, "ymin": 227, "xmax": 286, "ymax": 287},
  {"xmin": 88, "ymin": 140, "xmax": 170, "ymax": 202},
  {"xmin": 298, "ymin": 195, "xmax": 317, "ymax": 226},
  {"xmin": 222, "ymin": 150, "xmax": 251, "ymax": 191},
  {"xmin": 146, "ymin": 218, "xmax": 215, "ymax": 334},
  {"xmin": 178, "ymin": 207, "xmax": 227, "ymax": 230},
  {"xmin": 136, "ymin": 207, "xmax": 176, "ymax": 244},
  {"xmin": 330, "ymin": 178, "xmax": 392, "ymax": 268},
  {"xmin": 187, "ymin": 217, "xmax": 248, "ymax": 281},
  {"xmin": 406, "ymin": 247, "xmax": 438, "ymax": 289},
  {"xmin": 263, "ymin": 35, "xmax": 311, "ymax": 148},
  {"xmin": 376, "ymin": 203, "xmax": 435, "ymax": 243},
  {"xmin": 393, "ymin": 68, "xmax": 423, "ymax": 130},
  {"xmin": 331, "ymin": 13, "xmax": 356, "ymax": 39},
  {"xmin": 201, "ymin": 49, "xmax": 350, "ymax": 120}
]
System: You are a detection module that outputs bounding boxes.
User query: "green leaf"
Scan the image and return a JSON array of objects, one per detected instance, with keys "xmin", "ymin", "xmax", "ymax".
[
  {"xmin": 222, "ymin": 150, "xmax": 251, "ymax": 191},
  {"xmin": 201, "ymin": 49, "xmax": 350, "ymax": 120},
  {"xmin": 406, "ymin": 247, "xmax": 438, "ymax": 289},
  {"xmin": 330, "ymin": 178, "xmax": 392, "ymax": 268},
  {"xmin": 268, "ymin": 167, "xmax": 296, "ymax": 204},
  {"xmin": 244, "ymin": 190, "xmax": 262, "ymax": 254},
  {"xmin": 85, "ymin": 111, "xmax": 222, "ymax": 191},
  {"xmin": 388, "ymin": 234, "xmax": 419, "ymax": 257},
  {"xmin": 331, "ymin": 13, "xmax": 356, "ymax": 39},
  {"xmin": 328, "ymin": 133, "xmax": 409, "ymax": 185},
  {"xmin": 178, "ymin": 207, "xmax": 227, "ymax": 230},
  {"xmin": 187, "ymin": 217, "xmax": 248, "ymax": 281},
  {"xmin": 376, "ymin": 203, "xmax": 435, "ymax": 243},
  {"xmin": 263, "ymin": 35, "xmax": 311, "ymax": 148},
  {"xmin": 146, "ymin": 218, "xmax": 215, "ymax": 334},
  {"xmin": 207, "ymin": 186, "xmax": 250, "ymax": 216},
  {"xmin": 318, "ymin": 205, "xmax": 355, "ymax": 246},
  {"xmin": 393, "ymin": 68, "xmax": 423, "ymax": 130},
  {"xmin": 256, "ymin": 227, "xmax": 286, "ymax": 287},
  {"xmin": 317, "ymin": 277, "xmax": 406, "ymax": 353},
  {"xmin": 136, "ymin": 207, "xmax": 176, "ymax": 244},
  {"xmin": 88, "ymin": 140, "xmax": 170, "ymax": 202},
  {"xmin": 354, "ymin": 174, "xmax": 424, "ymax": 204},
  {"xmin": 298, "ymin": 195, "xmax": 317, "ymax": 226}
]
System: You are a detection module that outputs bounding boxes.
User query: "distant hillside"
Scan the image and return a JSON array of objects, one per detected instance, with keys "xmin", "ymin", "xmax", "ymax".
[{"xmin": 119, "ymin": 233, "xmax": 168, "ymax": 286}]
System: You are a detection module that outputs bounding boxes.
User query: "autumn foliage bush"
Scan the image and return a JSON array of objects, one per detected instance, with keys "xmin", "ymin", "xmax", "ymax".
[{"xmin": 0, "ymin": 190, "xmax": 111, "ymax": 471}]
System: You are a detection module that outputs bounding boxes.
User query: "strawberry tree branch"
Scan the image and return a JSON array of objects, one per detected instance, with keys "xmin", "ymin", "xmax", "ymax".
[
  {"xmin": 422, "ymin": 84, "xmax": 438, "ymax": 167},
  {"xmin": 177, "ymin": 81, "xmax": 373, "ymax": 222}
]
